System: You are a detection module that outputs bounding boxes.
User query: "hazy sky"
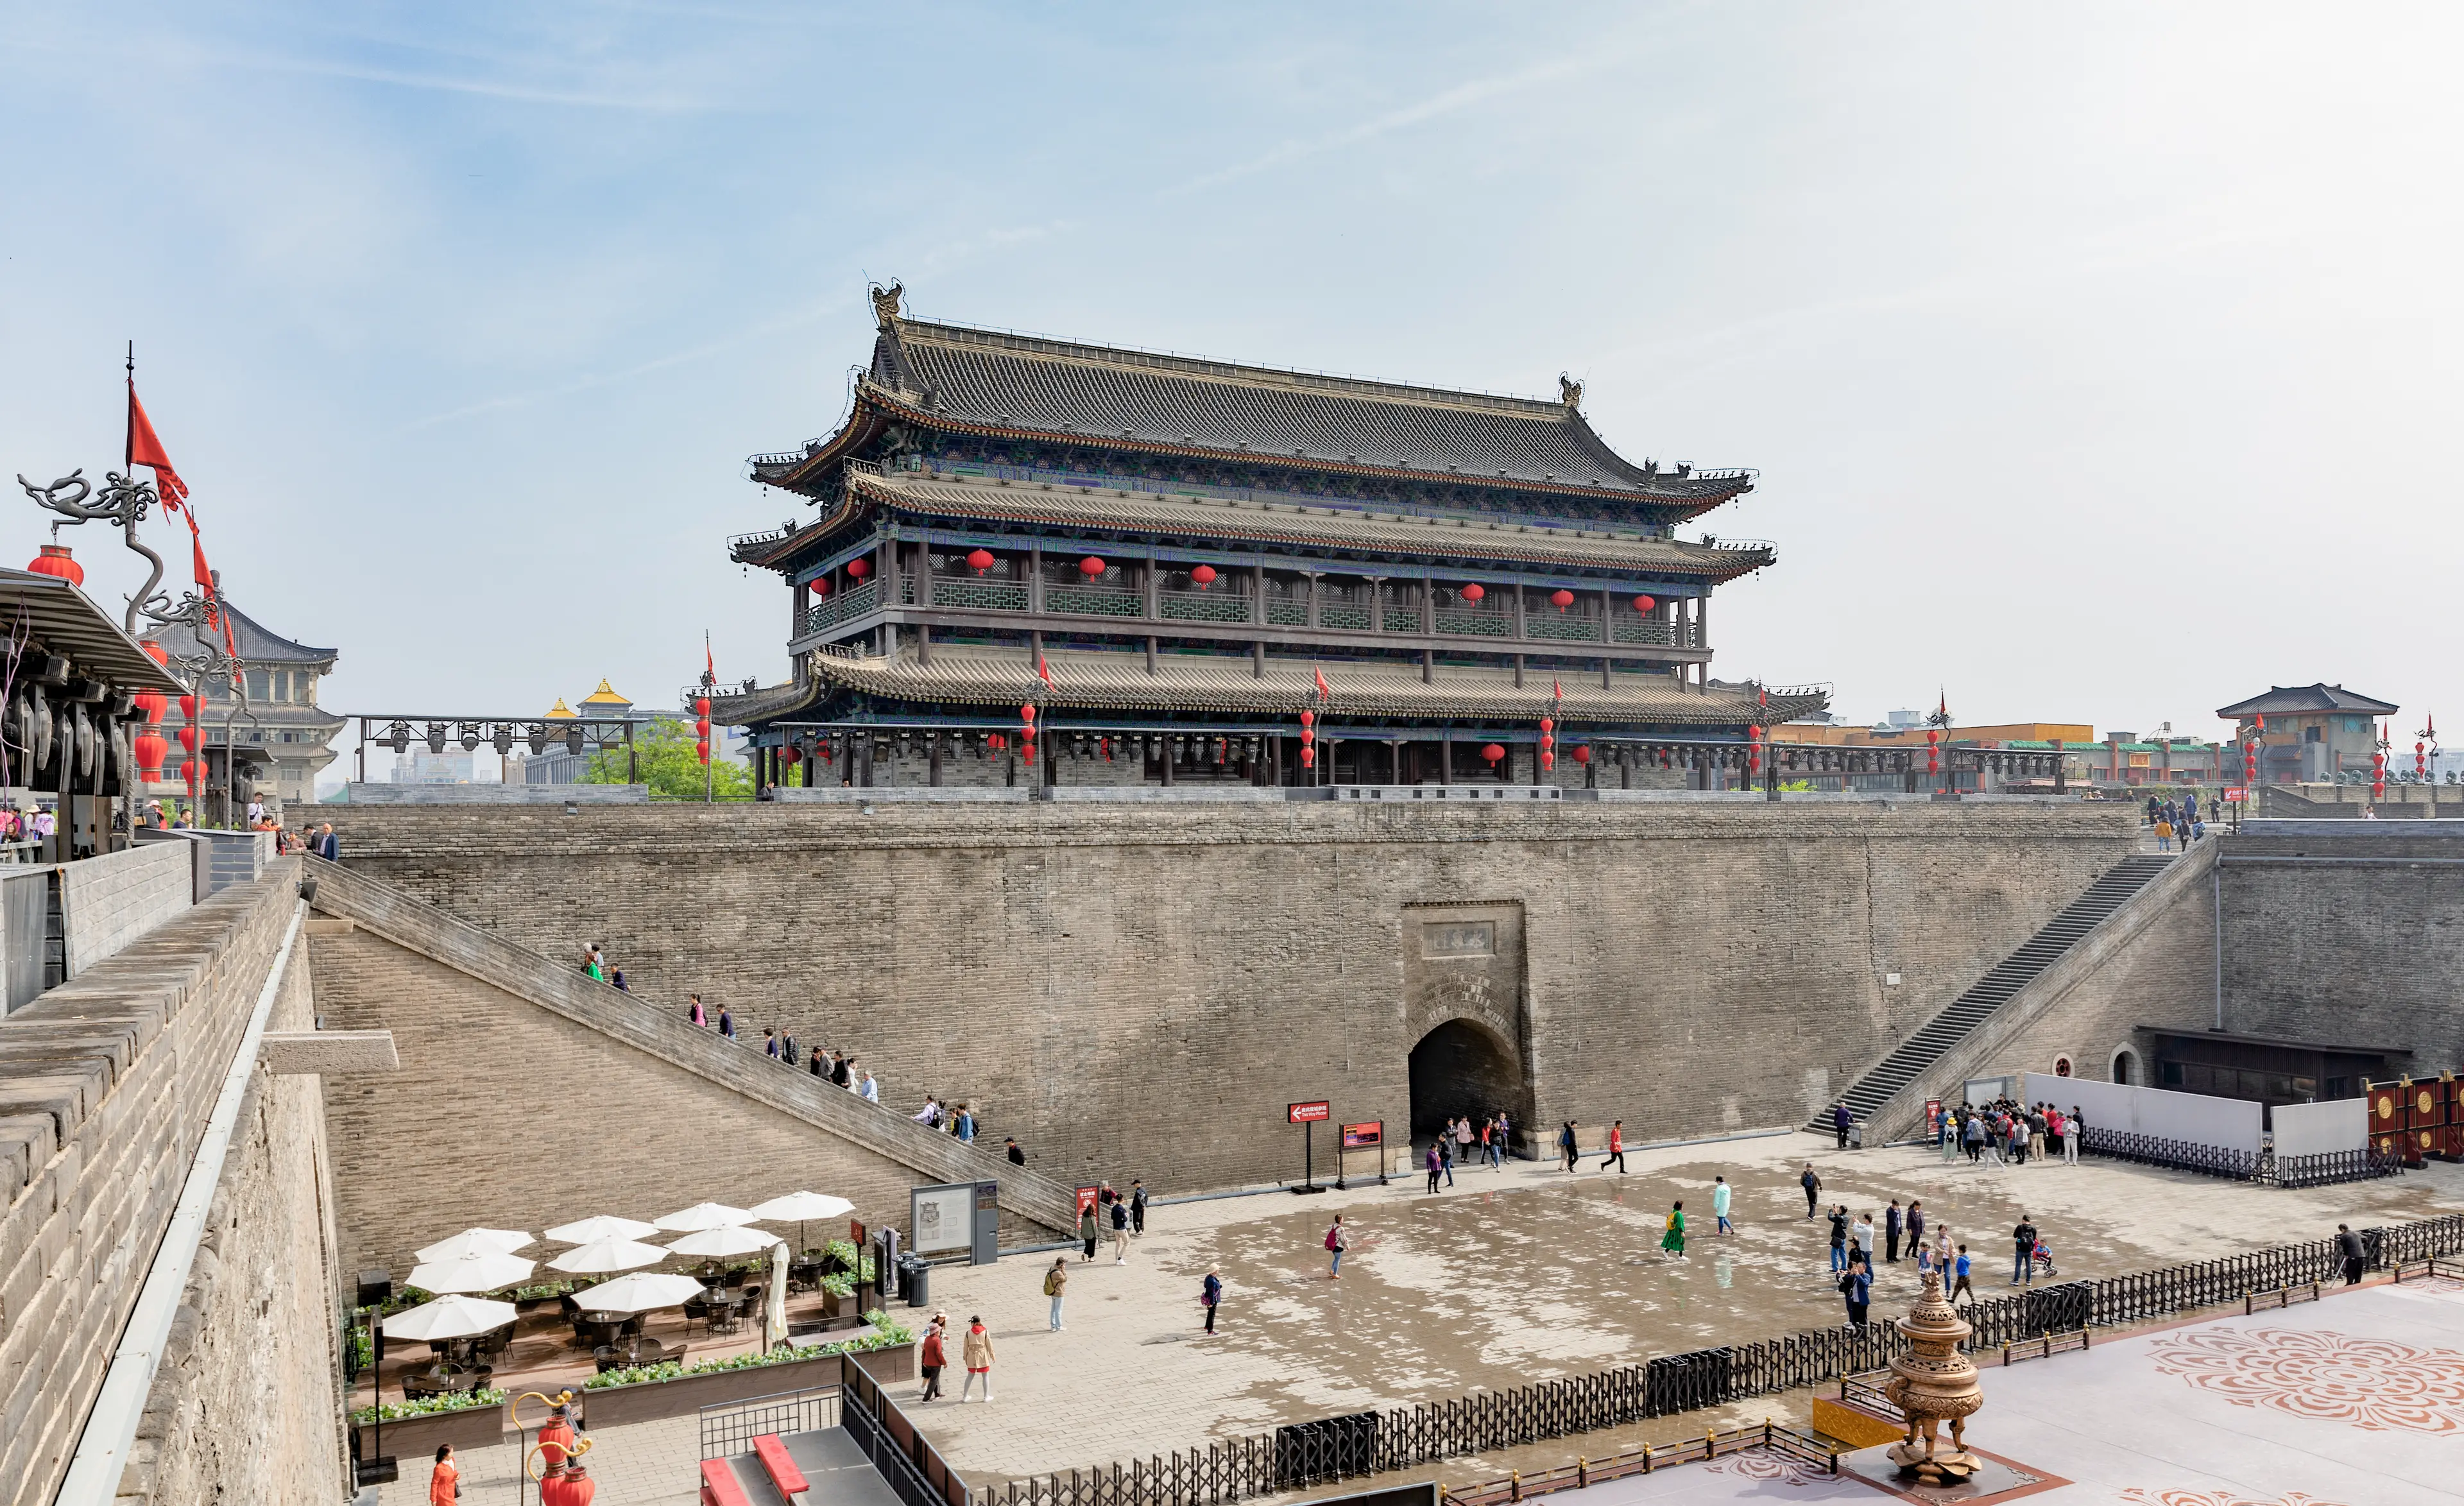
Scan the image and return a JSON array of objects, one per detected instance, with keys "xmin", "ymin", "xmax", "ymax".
[{"xmin": 5, "ymin": 4, "xmax": 2460, "ymax": 753}]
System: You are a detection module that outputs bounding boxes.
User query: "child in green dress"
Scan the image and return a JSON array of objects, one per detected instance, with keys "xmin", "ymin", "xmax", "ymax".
[{"xmin": 1660, "ymin": 1201, "xmax": 1686, "ymax": 1260}]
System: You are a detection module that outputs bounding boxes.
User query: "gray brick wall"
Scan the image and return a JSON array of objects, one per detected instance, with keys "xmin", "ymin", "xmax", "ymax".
[
  {"xmin": 305, "ymin": 803, "xmax": 2137, "ymax": 1191},
  {"xmin": 0, "ymin": 866, "xmax": 316, "ymax": 1506},
  {"xmin": 56, "ymin": 842, "xmax": 194, "ymax": 975}
]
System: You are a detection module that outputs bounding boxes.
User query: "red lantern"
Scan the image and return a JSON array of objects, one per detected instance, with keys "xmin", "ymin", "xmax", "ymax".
[
  {"xmin": 538, "ymin": 1462, "xmax": 596, "ymax": 1506},
  {"xmin": 178, "ymin": 758, "xmax": 198, "ymax": 783},
  {"xmin": 1632, "ymin": 594, "xmax": 1655, "ymax": 613},
  {"xmin": 177, "ymin": 725, "xmax": 200, "ymax": 752},
  {"xmin": 1079, "ymin": 556, "xmax": 1106, "ymax": 578},
  {"xmin": 694, "ymin": 696, "xmax": 710, "ymax": 716},
  {"xmin": 26, "ymin": 544, "xmax": 81, "ymax": 585},
  {"xmin": 778, "ymin": 744, "xmax": 801, "ymax": 766},
  {"xmin": 846, "ymin": 558, "xmax": 870, "ymax": 579},
  {"xmin": 1926, "ymin": 727, "xmax": 1940, "ymax": 776},
  {"xmin": 1571, "ymin": 744, "xmax": 1591, "ymax": 765},
  {"xmin": 1301, "ymin": 746, "xmax": 1315, "ymax": 768},
  {"xmin": 1460, "ymin": 583, "xmax": 1485, "ymax": 604},
  {"xmin": 132, "ymin": 689, "xmax": 167, "ymax": 724},
  {"xmin": 695, "ymin": 718, "xmax": 712, "ymax": 739},
  {"xmin": 989, "ymin": 733, "xmax": 1007, "ymax": 752},
  {"xmin": 1539, "ymin": 717, "xmax": 1554, "ymax": 733},
  {"xmin": 1481, "ymin": 744, "xmax": 1505, "ymax": 764},
  {"xmin": 1299, "ymin": 710, "xmax": 1314, "ymax": 726},
  {"xmin": 133, "ymin": 730, "xmax": 167, "ymax": 780},
  {"xmin": 1190, "ymin": 565, "xmax": 1217, "ymax": 587},
  {"xmin": 696, "ymin": 739, "xmax": 712, "ymax": 763},
  {"xmin": 966, "ymin": 548, "xmax": 995, "ymax": 574},
  {"xmin": 178, "ymin": 694, "xmax": 201, "ymax": 721},
  {"xmin": 2417, "ymin": 741, "xmax": 2427, "ymax": 781},
  {"xmin": 810, "ymin": 578, "xmax": 830, "ymax": 597},
  {"xmin": 535, "ymin": 1412, "xmax": 581, "ymax": 1469},
  {"xmin": 1549, "ymin": 588, "xmax": 1575, "ymax": 610},
  {"xmin": 141, "ymin": 640, "xmax": 169, "ymax": 668}
]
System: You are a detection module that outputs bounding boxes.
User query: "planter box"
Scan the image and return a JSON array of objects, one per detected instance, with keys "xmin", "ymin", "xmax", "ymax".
[
  {"xmin": 355, "ymin": 1401, "xmax": 508, "ymax": 1462},
  {"xmin": 579, "ymin": 1346, "xmax": 906, "ymax": 1428},
  {"xmin": 849, "ymin": 1346, "xmax": 916, "ymax": 1384}
]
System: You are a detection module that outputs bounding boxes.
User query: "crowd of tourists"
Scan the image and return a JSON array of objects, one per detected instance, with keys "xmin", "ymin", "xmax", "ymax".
[
  {"xmin": 2147, "ymin": 792, "xmax": 2206, "ymax": 851},
  {"xmin": 1938, "ymin": 1097, "xmax": 2083, "ymax": 1167}
]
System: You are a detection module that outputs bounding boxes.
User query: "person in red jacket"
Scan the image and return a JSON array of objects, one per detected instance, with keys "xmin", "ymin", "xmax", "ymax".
[
  {"xmin": 917, "ymin": 1312, "xmax": 948, "ymax": 1401},
  {"xmin": 1604, "ymin": 1120, "xmax": 1627, "ymax": 1174}
]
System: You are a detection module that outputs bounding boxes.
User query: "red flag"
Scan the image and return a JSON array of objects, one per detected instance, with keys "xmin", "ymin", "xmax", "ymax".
[
  {"xmin": 1037, "ymin": 655, "xmax": 1054, "ymax": 688},
  {"xmin": 705, "ymin": 633, "xmax": 715, "ymax": 682},
  {"xmin": 1313, "ymin": 666, "xmax": 1330, "ymax": 701},
  {"xmin": 126, "ymin": 383, "xmax": 189, "ymax": 508},
  {"xmin": 1552, "ymin": 677, "xmax": 1562, "ymax": 701}
]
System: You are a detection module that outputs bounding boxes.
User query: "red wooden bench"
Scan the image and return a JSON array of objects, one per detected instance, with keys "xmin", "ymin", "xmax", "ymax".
[
  {"xmin": 755, "ymin": 1434, "xmax": 810, "ymax": 1500},
  {"xmin": 700, "ymin": 1459, "xmax": 755, "ymax": 1506}
]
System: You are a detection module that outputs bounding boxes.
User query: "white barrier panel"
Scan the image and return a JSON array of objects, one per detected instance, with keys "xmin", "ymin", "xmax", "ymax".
[
  {"xmin": 2023, "ymin": 1072, "xmax": 2264, "ymax": 1154},
  {"xmin": 2273, "ymin": 1097, "xmax": 2368, "ymax": 1158}
]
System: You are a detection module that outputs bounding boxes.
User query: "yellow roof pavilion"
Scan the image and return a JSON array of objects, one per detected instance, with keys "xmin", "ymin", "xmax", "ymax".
[{"xmin": 545, "ymin": 697, "xmax": 577, "ymax": 720}]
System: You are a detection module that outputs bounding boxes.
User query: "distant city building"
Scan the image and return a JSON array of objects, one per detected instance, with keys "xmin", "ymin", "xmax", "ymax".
[
  {"xmin": 2215, "ymin": 683, "xmax": 2398, "ymax": 784},
  {"xmin": 142, "ymin": 596, "xmax": 343, "ymax": 809},
  {"xmin": 522, "ymin": 685, "xmax": 645, "ymax": 784},
  {"xmin": 392, "ymin": 748, "xmax": 475, "ymax": 784}
]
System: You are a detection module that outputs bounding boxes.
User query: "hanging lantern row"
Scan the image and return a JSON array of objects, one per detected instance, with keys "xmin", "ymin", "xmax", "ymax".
[
  {"xmin": 696, "ymin": 692, "xmax": 713, "ymax": 766},
  {"xmin": 1539, "ymin": 717, "xmax": 1555, "ymax": 773},
  {"xmin": 1020, "ymin": 703, "xmax": 1038, "ymax": 765},
  {"xmin": 1925, "ymin": 727, "xmax": 1940, "ymax": 777},
  {"xmin": 1299, "ymin": 709, "xmax": 1316, "ymax": 769},
  {"xmin": 1747, "ymin": 724, "xmax": 1763, "ymax": 776}
]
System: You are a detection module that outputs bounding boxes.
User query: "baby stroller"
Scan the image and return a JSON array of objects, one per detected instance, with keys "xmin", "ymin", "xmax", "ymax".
[{"xmin": 2032, "ymin": 1236, "xmax": 2058, "ymax": 1278}]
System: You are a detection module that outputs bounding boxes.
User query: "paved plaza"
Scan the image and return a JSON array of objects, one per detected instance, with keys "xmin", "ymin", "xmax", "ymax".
[{"xmin": 375, "ymin": 1135, "xmax": 2461, "ymax": 1506}]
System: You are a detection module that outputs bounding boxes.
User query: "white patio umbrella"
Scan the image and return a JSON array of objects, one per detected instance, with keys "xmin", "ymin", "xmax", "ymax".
[
  {"xmin": 665, "ymin": 1224, "xmax": 775, "ymax": 1258},
  {"xmin": 654, "ymin": 1202, "xmax": 759, "ymax": 1233},
  {"xmin": 545, "ymin": 1236, "xmax": 669, "ymax": 1275},
  {"xmin": 764, "ymin": 1242, "xmax": 790, "ymax": 1353},
  {"xmin": 748, "ymin": 1192, "xmax": 854, "ymax": 1252},
  {"xmin": 543, "ymin": 1214, "xmax": 658, "ymax": 1245},
  {"xmin": 407, "ymin": 1248, "xmax": 535, "ymax": 1295},
  {"xmin": 572, "ymin": 1271, "xmax": 706, "ymax": 1315},
  {"xmin": 415, "ymin": 1228, "xmax": 535, "ymax": 1263},
  {"xmin": 382, "ymin": 1295, "xmax": 518, "ymax": 1342}
]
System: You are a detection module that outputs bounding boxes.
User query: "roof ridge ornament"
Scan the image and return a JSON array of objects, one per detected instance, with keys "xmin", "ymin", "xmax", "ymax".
[
  {"xmin": 1558, "ymin": 373, "xmax": 1583, "ymax": 411},
  {"xmin": 869, "ymin": 280, "xmax": 905, "ymax": 328}
]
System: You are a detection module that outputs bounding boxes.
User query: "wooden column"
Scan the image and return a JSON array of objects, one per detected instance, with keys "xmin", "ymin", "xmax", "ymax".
[
  {"xmin": 1146, "ymin": 637, "xmax": 1158, "ymax": 674},
  {"xmin": 1514, "ymin": 652, "xmax": 1525, "ymax": 690},
  {"xmin": 1423, "ymin": 647, "xmax": 1434, "ymax": 684},
  {"xmin": 1143, "ymin": 558, "xmax": 1159, "ymax": 619},
  {"xmin": 918, "ymin": 624, "xmax": 932, "ymax": 666},
  {"xmin": 1254, "ymin": 641, "xmax": 1265, "ymax": 678},
  {"xmin": 1029, "ymin": 543, "xmax": 1045, "ymax": 614},
  {"xmin": 1389, "ymin": 739, "xmax": 1402, "ymax": 785},
  {"xmin": 928, "ymin": 732, "xmax": 943, "ymax": 787},
  {"xmin": 1306, "ymin": 572, "xmax": 1321, "ymax": 628},
  {"xmin": 1512, "ymin": 584, "xmax": 1528, "ymax": 640},
  {"xmin": 793, "ymin": 581, "xmax": 809, "ymax": 640},
  {"xmin": 1439, "ymin": 730, "xmax": 1451, "ymax": 784},
  {"xmin": 916, "ymin": 547, "xmax": 934, "ymax": 608}
]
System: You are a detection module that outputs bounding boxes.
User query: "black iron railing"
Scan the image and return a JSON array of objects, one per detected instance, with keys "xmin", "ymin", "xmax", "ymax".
[
  {"xmin": 845, "ymin": 1355, "xmax": 971, "ymax": 1506},
  {"xmin": 2078, "ymin": 1125, "xmax": 2263, "ymax": 1180},
  {"xmin": 2273, "ymin": 1147, "xmax": 2405, "ymax": 1188},
  {"xmin": 699, "ymin": 1385, "xmax": 843, "ymax": 1460},
  {"xmin": 1439, "ymin": 1421, "xmax": 1834, "ymax": 1506}
]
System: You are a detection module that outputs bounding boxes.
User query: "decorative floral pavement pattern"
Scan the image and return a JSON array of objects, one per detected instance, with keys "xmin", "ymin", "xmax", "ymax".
[{"xmin": 2147, "ymin": 1324, "xmax": 2464, "ymax": 1433}]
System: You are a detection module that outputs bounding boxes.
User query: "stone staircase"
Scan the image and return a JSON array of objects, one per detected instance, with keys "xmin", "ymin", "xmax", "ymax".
[
  {"xmin": 300, "ymin": 857, "xmax": 1080, "ymax": 1234},
  {"xmin": 1806, "ymin": 853, "xmax": 2177, "ymax": 1136}
]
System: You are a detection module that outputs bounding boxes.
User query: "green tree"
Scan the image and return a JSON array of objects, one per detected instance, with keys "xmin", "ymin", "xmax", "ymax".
[{"xmin": 579, "ymin": 715, "xmax": 752, "ymax": 801}]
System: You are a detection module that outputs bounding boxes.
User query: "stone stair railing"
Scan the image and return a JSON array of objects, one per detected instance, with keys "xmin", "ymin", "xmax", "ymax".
[{"xmin": 301, "ymin": 856, "xmax": 1077, "ymax": 1234}]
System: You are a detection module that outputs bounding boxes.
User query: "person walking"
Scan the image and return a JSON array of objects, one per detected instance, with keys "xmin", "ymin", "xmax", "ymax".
[
  {"xmin": 1801, "ymin": 1163, "xmax": 1821, "ymax": 1218},
  {"xmin": 1604, "ymin": 1120, "xmax": 1627, "ymax": 1174},
  {"xmin": 1559, "ymin": 1120, "xmax": 1580, "ymax": 1172},
  {"xmin": 1951, "ymin": 1244, "xmax": 1975, "ymax": 1303},
  {"xmin": 314, "ymin": 822, "xmax": 339, "ymax": 861},
  {"xmin": 1454, "ymin": 1115, "xmax": 1475, "ymax": 1168},
  {"xmin": 1832, "ymin": 1100, "xmax": 1853, "ymax": 1149},
  {"xmin": 918, "ymin": 1313, "xmax": 948, "ymax": 1401},
  {"xmin": 1827, "ymin": 1205, "xmax": 1850, "ymax": 1273},
  {"xmin": 2065, "ymin": 1107, "xmax": 2083, "ymax": 1164},
  {"xmin": 764, "ymin": 1027, "xmax": 780, "ymax": 1059},
  {"xmin": 1077, "ymin": 1202, "xmax": 1099, "ymax": 1262},
  {"xmin": 1495, "ymin": 1111, "xmax": 1514, "ymax": 1166},
  {"xmin": 717, "ymin": 1005, "xmax": 735, "ymax": 1040},
  {"xmin": 1006, "ymin": 1137, "xmax": 1027, "ymax": 1166},
  {"xmin": 1130, "ymin": 1180, "xmax": 1148, "ymax": 1235},
  {"xmin": 1842, "ymin": 1256, "xmax": 1872, "ymax": 1326},
  {"xmin": 1711, "ymin": 1176, "xmax": 1733, "ymax": 1236},
  {"xmin": 1964, "ymin": 1112, "xmax": 1986, "ymax": 1163},
  {"xmin": 1885, "ymin": 1201, "xmax": 1903, "ymax": 1264},
  {"xmin": 1109, "ymin": 1197, "xmax": 1131, "ymax": 1264},
  {"xmin": 689, "ymin": 993, "xmax": 708, "ymax": 1027},
  {"xmin": 1486, "ymin": 1113, "xmax": 1505, "ymax": 1169},
  {"xmin": 2010, "ymin": 1213, "xmax": 2039, "ymax": 1286},
  {"xmin": 831, "ymin": 1050, "xmax": 852, "ymax": 1087},
  {"xmin": 961, "ymin": 1316, "xmax": 994, "ymax": 1401},
  {"xmin": 1439, "ymin": 1132, "xmax": 1455, "ymax": 1187},
  {"xmin": 954, "ymin": 1103, "xmax": 976, "ymax": 1143},
  {"xmin": 1906, "ymin": 1201, "xmax": 1926, "ymax": 1262},
  {"xmin": 1940, "ymin": 1106, "xmax": 1961, "ymax": 1163},
  {"xmin": 1325, "ymin": 1214, "xmax": 1348, "ymax": 1278},
  {"xmin": 859, "ymin": 1070, "xmax": 879, "ymax": 1102},
  {"xmin": 429, "ymin": 1444, "xmax": 459, "ymax": 1506},
  {"xmin": 1424, "ymin": 1141, "xmax": 1443, "ymax": 1194},
  {"xmin": 583, "ymin": 945, "xmax": 604, "ymax": 982},
  {"xmin": 1045, "ymin": 1258, "xmax": 1069, "ymax": 1330},
  {"xmin": 2336, "ymin": 1224, "xmax": 2366, "ymax": 1285},
  {"xmin": 1201, "ymin": 1265, "xmax": 1223, "ymax": 1333},
  {"xmin": 1660, "ymin": 1200, "xmax": 1686, "ymax": 1261}
]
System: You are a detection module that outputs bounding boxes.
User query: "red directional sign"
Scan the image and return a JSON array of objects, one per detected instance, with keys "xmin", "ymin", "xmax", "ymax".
[{"xmin": 1288, "ymin": 1100, "xmax": 1331, "ymax": 1124}]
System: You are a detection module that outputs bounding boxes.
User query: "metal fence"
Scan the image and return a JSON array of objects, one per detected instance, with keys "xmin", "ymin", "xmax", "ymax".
[
  {"xmin": 2079, "ymin": 1126, "xmax": 2404, "ymax": 1188},
  {"xmin": 845, "ymin": 1354, "xmax": 971, "ymax": 1506},
  {"xmin": 972, "ymin": 1211, "xmax": 2464, "ymax": 1506},
  {"xmin": 699, "ymin": 1386, "xmax": 843, "ymax": 1460},
  {"xmin": 1438, "ymin": 1421, "xmax": 1837, "ymax": 1506}
]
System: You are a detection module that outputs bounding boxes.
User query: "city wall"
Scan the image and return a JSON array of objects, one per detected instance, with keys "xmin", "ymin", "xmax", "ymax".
[
  {"xmin": 311, "ymin": 801, "xmax": 2139, "ymax": 1193},
  {"xmin": 0, "ymin": 861, "xmax": 342, "ymax": 1506}
]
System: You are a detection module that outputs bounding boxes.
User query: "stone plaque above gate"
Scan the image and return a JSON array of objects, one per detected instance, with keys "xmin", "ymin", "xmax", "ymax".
[{"xmin": 1422, "ymin": 920, "xmax": 1496, "ymax": 959}]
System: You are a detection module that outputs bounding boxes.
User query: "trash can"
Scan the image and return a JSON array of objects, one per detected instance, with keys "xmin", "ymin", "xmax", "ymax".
[
  {"xmin": 903, "ymin": 1256, "xmax": 930, "ymax": 1308},
  {"xmin": 1849, "ymin": 1120, "xmax": 1864, "ymax": 1150}
]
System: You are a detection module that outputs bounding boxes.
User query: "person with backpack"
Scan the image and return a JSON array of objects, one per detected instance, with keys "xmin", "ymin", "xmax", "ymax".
[
  {"xmin": 918, "ymin": 1313, "xmax": 947, "ymax": 1401},
  {"xmin": 1325, "ymin": 1214, "xmax": 1348, "ymax": 1278},
  {"xmin": 961, "ymin": 1315, "xmax": 995, "ymax": 1400},
  {"xmin": 1043, "ymin": 1258, "xmax": 1068, "ymax": 1330},
  {"xmin": 1951, "ymin": 1244, "xmax": 1975, "ymax": 1302},
  {"xmin": 1827, "ymin": 1205, "xmax": 1850, "ymax": 1273},
  {"xmin": 1201, "ymin": 1265, "xmax": 1223, "ymax": 1332},
  {"xmin": 1109, "ymin": 1197, "xmax": 1131, "ymax": 1264},
  {"xmin": 1840, "ymin": 1255, "xmax": 1872, "ymax": 1326},
  {"xmin": 1077, "ymin": 1202, "xmax": 1099, "ymax": 1262},
  {"xmin": 1801, "ymin": 1163, "xmax": 1821, "ymax": 1217},
  {"xmin": 1559, "ymin": 1120, "xmax": 1579, "ymax": 1172},
  {"xmin": 1659, "ymin": 1200, "xmax": 1686, "ymax": 1261}
]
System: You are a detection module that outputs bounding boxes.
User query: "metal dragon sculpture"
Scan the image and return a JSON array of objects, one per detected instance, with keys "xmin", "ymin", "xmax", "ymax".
[{"xmin": 15, "ymin": 469, "xmax": 166, "ymax": 637}]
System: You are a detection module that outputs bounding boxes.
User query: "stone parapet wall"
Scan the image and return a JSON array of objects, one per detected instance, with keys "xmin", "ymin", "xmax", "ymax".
[
  {"xmin": 0, "ymin": 863, "xmax": 321, "ymax": 1506},
  {"xmin": 305, "ymin": 802, "xmax": 2138, "ymax": 1193},
  {"xmin": 345, "ymin": 782, "xmax": 650, "ymax": 805},
  {"xmin": 56, "ymin": 841, "xmax": 195, "ymax": 975}
]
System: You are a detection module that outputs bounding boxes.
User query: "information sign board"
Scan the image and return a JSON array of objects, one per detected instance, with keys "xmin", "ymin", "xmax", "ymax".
[
  {"xmin": 1341, "ymin": 1121, "xmax": 1383, "ymax": 1149},
  {"xmin": 1288, "ymin": 1100, "xmax": 1331, "ymax": 1124}
]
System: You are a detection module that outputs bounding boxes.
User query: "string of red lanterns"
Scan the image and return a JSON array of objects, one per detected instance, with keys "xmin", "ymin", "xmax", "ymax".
[
  {"xmin": 1539, "ymin": 717, "xmax": 1555, "ymax": 773},
  {"xmin": 1020, "ymin": 703, "xmax": 1038, "ymax": 765},
  {"xmin": 1299, "ymin": 709, "xmax": 1315, "ymax": 769},
  {"xmin": 694, "ymin": 695, "xmax": 712, "ymax": 765}
]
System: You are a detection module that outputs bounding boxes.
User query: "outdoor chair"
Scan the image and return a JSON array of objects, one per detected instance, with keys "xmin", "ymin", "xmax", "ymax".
[
  {"xmin": 402, "ymin": 1369, "xmax": 450, "ymax": 1401},
  {"xmin": 592, "ymin": 1345, "xmax": 631, "ymax": 1374}
]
